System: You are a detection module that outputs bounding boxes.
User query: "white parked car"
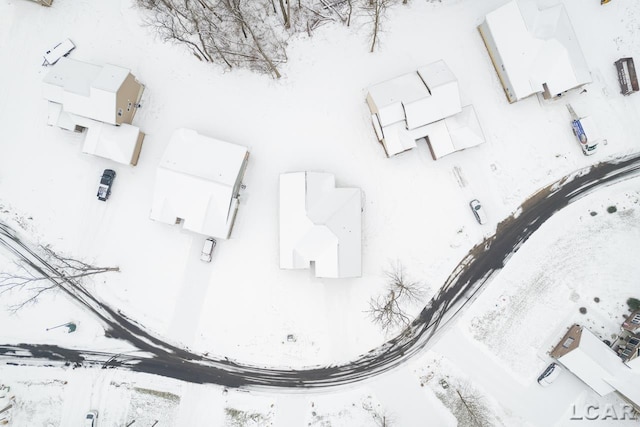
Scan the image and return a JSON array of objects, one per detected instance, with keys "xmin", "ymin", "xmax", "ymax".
[
  {"xmin": 201, "ymin": 238, "xmax": 217, "ymax": 262},
  {"xmin": 84, "ymin": 410, "xmax": 98, "ymax": 427},
  {"xmin": 537, "ymin": 363, "xmax": 562, "ymax": 386},
  {"xmin": 469, "ymin": 199, "xmax": 487, "ymax": 224}
]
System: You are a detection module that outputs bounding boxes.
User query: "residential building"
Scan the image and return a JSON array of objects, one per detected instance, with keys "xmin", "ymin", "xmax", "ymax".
[
  {"xmin": 366, "ymin": 60, "xmax": 485, "ymax": 158},
  {"xmin": 551, "ymin": 324, "xmax": 640, "ymax": 410},
  {"xmin": 279, "ymin": 172, "xmax": 361, "ymax": 279},
  {"xmin": 478, "ymin": 0, "xmax": 591, "ymax": 103},
  {"xmin": 42, "ymin": 57, "xmax": 145, "ymax": 165},
  {"xmin": 149, "ymin": 128, "xmax": 249, "ymax": 239},
  {"xmin": 43, "ymin": 57, "xmax": 144, "ymax": 126}
]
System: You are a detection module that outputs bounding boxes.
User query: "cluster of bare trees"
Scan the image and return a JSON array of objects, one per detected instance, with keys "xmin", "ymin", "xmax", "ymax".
[
  {"xmin": 136, "ymin": 0, "xmax": 287, "ymax": 77},
  {"xmin": 368, "ymin": 261, "xmax": 425, "ymax": 334},
  {"xmin": 135, "ymin": 0, "xmax": 403, "ymax": 78}
]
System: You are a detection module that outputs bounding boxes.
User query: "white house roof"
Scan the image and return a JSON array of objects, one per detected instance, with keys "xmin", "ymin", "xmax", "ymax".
[
  {"xmin": 149, "ymin": 128, "xmax": 248, "ymax": 239},
  {"xmin": 366, "ymin": 61, "xmax": 482, "ymax": 158},
  {"xmin": 42, "ymin": 57, "xmax": 130, "ymax": 125},
  {"xmin": 82, "ymin": 122, "xmax": 142, "ymax": 165},
  {"xmin": 367, "ymin": 61, "xmax": 462, "ymax": 130},
  {"xmin": 482, "ymin": 0, "xmax": 590, "ymax": 100},
  {"xmin": 379, "ymin": 121, "xmax": 418, "ymax": 157},
  {"xmin": 441, "ymin": 105, "xmax": 485, "ymax": 156},
  {"xmin": 557, "ymin": 327, "xmax": 627, "ymax": 396},
  {"xmin": 367, "ymin": 72, "xmax": 430, "ymax": 127},
  {"xmin": 279, "ymin": 172, "xmax": 361, "ymax": 279}
]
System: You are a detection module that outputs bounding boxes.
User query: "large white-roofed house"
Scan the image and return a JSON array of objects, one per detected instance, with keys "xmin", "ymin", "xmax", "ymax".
[
  {"xmin": 42, "ymin": 57, "xmax": 146, "ymax": 165},
  {"xmin": 478, "ymin": 0, "xmax": 591, "ymax": 103},
  {"xmin": 279, "ymin": 172, "xmax": 361, "ymax": 279},
  {"xmin": 149, "ymin": 128, "xmax": 249, "ymax": 239},
  {"xmin": 366, "ymin": 60, "xmax": 485, "ymax": 158}
]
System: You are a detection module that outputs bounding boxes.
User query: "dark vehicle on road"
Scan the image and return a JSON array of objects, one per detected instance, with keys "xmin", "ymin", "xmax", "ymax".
[{"xmin": 97, "ymin": 169, "xmax": 116, "ymax": 201}]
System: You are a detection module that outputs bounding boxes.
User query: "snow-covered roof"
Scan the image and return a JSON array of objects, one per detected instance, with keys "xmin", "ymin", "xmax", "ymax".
[
  {"xmin": 42, "ymin": 57, "xmax": 131, "ymax": 125},
  {"xmin": 481, "ymin": 0, "xmax": 590, "ymax": 101},
  {"xmin": 82, "ymin": 122, "xmax": 143, "ymax": 165},
  {"xmin": 149, "ymin": 128, "xmax": 249, "ymax": 239},
  {"xmin": 408, "ymin": 61, "xmax": 462, "ymax": 129},
  {"xmin": 378, "ymin": 121, "xmax": 418, "ymax": 157},
  {"xmin": 367, "ymin": 72, "xmax": 429, "ymax": 128},
  {"xmin": 365, "ymin": 61, "xmax": 482, "ymax": 158},
  {"xmin": 428, "ymin": 105, "xmax": 485, "ymax": 159},
  {"xmin": 279, "ymin": 172, "xmax": 361, "ymax": 278},
  {"xmin": 367, "ymin": 60, "xmax": 462, "ymax": 131},
  {"xmin": 556, "ymin": 326, "xmax": 629, "ymax": 397}
]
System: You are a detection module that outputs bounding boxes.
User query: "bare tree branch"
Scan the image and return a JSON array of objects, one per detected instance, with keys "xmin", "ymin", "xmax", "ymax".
[
  {"xmin": 368, "ymin": 261, "xmax": 425, "ymax": 334},
  {"xmin": 0, "ymin": 245, "xmax": 119, "ymax": 313}
]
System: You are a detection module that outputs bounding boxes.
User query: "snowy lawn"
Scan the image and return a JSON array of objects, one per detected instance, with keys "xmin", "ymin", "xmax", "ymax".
[{"xmin": 0, "ymin": 0, "xmax": 640, "ymax": 425}]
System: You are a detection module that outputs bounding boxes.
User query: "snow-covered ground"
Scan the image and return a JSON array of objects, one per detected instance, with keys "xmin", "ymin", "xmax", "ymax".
[{"xmin": 1, "ymin": 0, "xmax": 640, "ymax": 425}]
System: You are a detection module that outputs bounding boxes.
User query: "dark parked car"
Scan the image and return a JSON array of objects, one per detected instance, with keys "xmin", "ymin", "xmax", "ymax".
[{"xmin": 97, "ymin": 169, "xmax": 116, "ymax": 201}]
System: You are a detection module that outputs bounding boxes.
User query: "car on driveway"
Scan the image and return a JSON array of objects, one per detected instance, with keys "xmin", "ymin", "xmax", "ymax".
[
  {"xmin": 537, "ymin": 362, "xmax": 562, "ymax": 386},
  {"xmin": 97, "ymin": 169, "xmax": 116, "ymax": 201},
  {"xmin": 469, "ymin": 199, "xmax": 487, "ymax": 224},
  {"xmin": 201, "ymin": 238, "xmax": 216, "ymax": 262},
  {"xmin": 84, "ymin": 410, "xmax": 98, "ymax": 427}
]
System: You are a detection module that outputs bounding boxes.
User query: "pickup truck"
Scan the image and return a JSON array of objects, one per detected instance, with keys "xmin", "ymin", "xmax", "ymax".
[{"xmin": 97, "ymin": 169, "xmax": 116, "ymax": 201}]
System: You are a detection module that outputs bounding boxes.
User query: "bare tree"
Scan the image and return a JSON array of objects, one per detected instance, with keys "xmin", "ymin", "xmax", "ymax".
[
  {"xmin": 370, "ymin": 410, "xmax": 393, "ymax": 426},
  {"xmin": 362, "ymin": 0, "xmax": 391, "ymax": 52},
  {"xmin": 435, "ymin": 382, "xmax": 496, "ymax": 427},
  {"xmin": 0, "ymin": 245, "xmax": 119, "ymax": 312},
  {"xmin": 221, "ymin": 0, "xmax": 285, "ymax": 78},
  {"xmin": 362, "ymin": 398, "xmax": 394, "ymax": 426},
  {"xmin": 277, "ymin": 0, "xmax": 290, "ymax": 28},
  {"xmin": 368, "ymin": 261, "xmax": 425, "ymax": 333}
]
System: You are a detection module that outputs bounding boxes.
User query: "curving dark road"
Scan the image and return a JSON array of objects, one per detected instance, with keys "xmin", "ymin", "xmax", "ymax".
[{"xmin": 1, "ymin": 153, "xmax": 640, "ymax": 389}]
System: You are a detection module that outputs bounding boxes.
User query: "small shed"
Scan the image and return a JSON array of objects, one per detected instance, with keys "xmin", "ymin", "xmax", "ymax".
[{"xmin": 279, "ymin": 172, "xmax": 362, "ymax": 279}]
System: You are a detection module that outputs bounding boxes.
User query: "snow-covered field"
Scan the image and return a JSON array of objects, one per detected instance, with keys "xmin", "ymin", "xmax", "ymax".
[{"xmin": 1, "ymin": 0, "xmax": 640, "ymax": 425}]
